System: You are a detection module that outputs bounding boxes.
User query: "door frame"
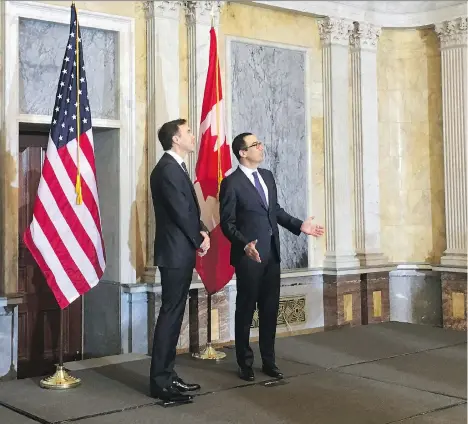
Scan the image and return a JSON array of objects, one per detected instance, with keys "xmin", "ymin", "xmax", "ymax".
[{"xmin": 1, "ymin": 0, "xmax": 137, "ymax": 303}]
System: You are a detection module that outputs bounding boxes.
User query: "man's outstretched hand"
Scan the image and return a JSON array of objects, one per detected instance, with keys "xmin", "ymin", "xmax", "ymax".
[
  {"xmin": 300, "ymin": 216, "xmax": 325, "ymax": 237},
  {"xmin": 198, "ymin": 231, "xmax": 210, "ymax": 257}
]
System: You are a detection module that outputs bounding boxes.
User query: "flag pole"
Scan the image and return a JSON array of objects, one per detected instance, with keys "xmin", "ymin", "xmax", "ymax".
[
  {"xmin": 193, "ymin": 2, "xmax": 226, "ymax": 362},
  {"xmin": 40, "ymin": 2, "xmax": 82, "ymax": 389},
  {"xmin": 40, "ymin": 308, "xmax": 81, "ymax": 389}
]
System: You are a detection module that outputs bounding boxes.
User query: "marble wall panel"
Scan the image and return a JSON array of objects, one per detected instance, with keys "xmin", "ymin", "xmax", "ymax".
[
  {"xmin": 442, "ymin": 272, "xmax": 467, "ymax": 331},
  {"xmin": 246, "ymin": 276, "xmax": 324, "ymax": 339},
  {"xmin": 94, "ymin": 129, "xmax": 120, "ymax": 283},
  {"xmin": 84, "ymin": 281, "xmax": 121, "ymax": 358},
  {"xmin": 18, "ymin": 18, "xmax": 118, "ymax": 119},
  {"xmin": 230, "ymin": 40, "xmax": 308, "ymax": 269},
  {"xmin": 0, "ymin": 304, "xmax": 18, "ymax": 381},
  {"xmin": 197, "ymin": 287, "xmax": 231, "ymax": 348},
  {"xmin": 389, "ymin": 269, "xmax": 442, "ymax": 326},
  {"xmin": 377, "ymin": 29, "xmax": 445, "ymax": 263}
]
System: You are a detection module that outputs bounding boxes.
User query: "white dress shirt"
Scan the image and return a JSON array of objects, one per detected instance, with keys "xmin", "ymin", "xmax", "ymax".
[
  {"xmin": 238, "ymin": 164, "xmax": 269, "ymax": 206},
  {"xmin": 166, "ymin": 150, "xmax": 187, "ymax": 172}
]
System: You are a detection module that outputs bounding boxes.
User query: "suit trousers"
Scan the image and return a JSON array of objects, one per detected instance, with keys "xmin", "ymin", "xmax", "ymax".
[
  {"xmin": 150, "ymin": 266, "xmax": 193, "ymax": 390},
  {"xmin": 235, "ymin": 238, "xmax": 281, "ymax": 369}
]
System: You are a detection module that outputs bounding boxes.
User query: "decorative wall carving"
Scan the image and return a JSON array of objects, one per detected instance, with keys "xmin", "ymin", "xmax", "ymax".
[
  {"xmin": 251, "ymin": 295, "xmax": 307, "ymax": 329},
  {"xmin": 435, "ymin": 17, "xmax": 468, "ymax": 48},
  {"xmin": 142, "ymin": 0, "xmax": 223, "ymax": 21},
  {"xmin": 317, "ymin": 17, "xmax": 353, "ymax": 46},
  {"xmin": 349, "ymin": 22, "xmax": 382, "ymax": 50}
]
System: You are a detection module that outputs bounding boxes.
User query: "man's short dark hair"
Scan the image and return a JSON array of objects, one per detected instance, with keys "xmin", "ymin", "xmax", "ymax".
[
  {"xmin": 158, "ymin": 119, "xmax": 187, "ymax": 151},
  {"xmin": 232, "ymin": 132, "xmax": 252, "ymax": 161}
]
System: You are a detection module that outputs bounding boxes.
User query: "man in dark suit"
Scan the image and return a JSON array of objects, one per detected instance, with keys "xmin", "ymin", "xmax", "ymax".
[
  {"xmin": 219, "ymin": 132, "xmax": 325, "ymax": 382},
  {"xmin": 150, "ymin": 118, "xmax": 210, "ymax": 403}
]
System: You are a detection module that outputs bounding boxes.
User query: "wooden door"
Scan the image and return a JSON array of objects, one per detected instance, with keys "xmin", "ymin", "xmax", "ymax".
[{"xmin": 17, "ymin": 139, "xmax": 82, "ymax": 378}]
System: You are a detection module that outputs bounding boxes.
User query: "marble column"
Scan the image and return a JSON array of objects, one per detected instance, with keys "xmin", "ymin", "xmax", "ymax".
[
  {"xmin": 349, "ymin": 22, "xmax": 387, "ymax": 267},
  {"xmin": 144, "ymin": 0, "xmax": 182, "ymax": 266},
  {"xmin": 185, "ymin": 0, "xmax": 222, "ymax": 177},
  {"xmin": 435, "ymin": 17, "xmax": 467, "ymax": 269},
  {"xmin": 318, "ymin": 17, "xmax": 359, "ymax": 271},
  {"xmin": 435, "ymin": 17, "xmax": 467, "ymax": 331},
  {"xmin": 0, "ymin": 0, "xmax": 4, "ymax": 295}
]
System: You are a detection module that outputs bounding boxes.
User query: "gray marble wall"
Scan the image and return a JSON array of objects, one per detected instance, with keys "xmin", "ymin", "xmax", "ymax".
[
  {"xmin": 18, "ymin": 18, "xmax": 118, "ymax": 119},
  {"xmin": 94, "ymin": 128, "xmax": 120, "ymax": 283},
  {"xmin": 83, "ymin": 281, "xmax": 121, "ymax": 358},
  {"xmin": 230, "ymin": 40, "xmax": 308, "ymax": 269},
  {"xmin": 389, "ymin": 269, "xmax": 442, "ymax": 326},
  {"xmin": 0, "ymin": 301, "xmax": 18, "ymax": 381}
]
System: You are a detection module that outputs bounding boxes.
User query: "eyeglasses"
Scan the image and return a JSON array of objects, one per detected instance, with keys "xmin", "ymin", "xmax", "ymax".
[{"xmin": 242, "ymin": 141, "xmax": 263, "ymax": 150}]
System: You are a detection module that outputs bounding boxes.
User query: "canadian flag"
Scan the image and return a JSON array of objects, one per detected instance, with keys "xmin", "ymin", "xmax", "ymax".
[{"xmin": 194, "ymin": 27, "xmax": 234, "ymax": 294}]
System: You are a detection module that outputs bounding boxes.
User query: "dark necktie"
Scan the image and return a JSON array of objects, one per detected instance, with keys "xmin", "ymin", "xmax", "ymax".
[
  {"xmin": 252, "ymin": 171, "xmax": 268, "ymax": 206},
  {"xmin": 181, "ymin": 162, "xmax": 189, "ymax": 175}
]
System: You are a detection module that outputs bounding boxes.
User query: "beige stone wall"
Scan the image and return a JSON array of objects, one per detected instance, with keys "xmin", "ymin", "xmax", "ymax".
[
  {"xmin": 377, "ymin": 29, "xmax": 445, "ymax": 264},
  {"xmin": 218, "ymin": 2, "xmax": 326, "ymax": 266}
]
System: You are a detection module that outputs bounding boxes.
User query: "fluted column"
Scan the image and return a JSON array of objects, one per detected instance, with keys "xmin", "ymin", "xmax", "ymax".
[
  {"xmin": 318, "ymin": 17, "xmax": 359, "ymax": 270},
  {"xmin": 350, "ymin": 22, "xmax": 387, "ymax": 267},
  {"xmin": 435, "ymin": 17, "xmax": 467, "ymax": 268},
  {"xmin": 0, "ymin": 0, "xmax": 6, "ymax": 293},
  {"xmin": 144, "ymin": 0, "xmax": 182, "ymax": 265},
  {"xmin": 185, "ymin": 1, "xmax": 222, "ymax": 177}
]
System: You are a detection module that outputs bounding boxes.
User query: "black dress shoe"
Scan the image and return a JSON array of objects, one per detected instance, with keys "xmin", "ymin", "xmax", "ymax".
[
  {"xmin": 150, "ymin": 385, "xmax": 193, "ymax": 402},
  {"xmin": 262, "ymin": 365, "xmax": 284, "ymax": 379},
  {"xmin": 173, "ymin": 377, "xmax": 201, "ymax": 392},
  {"xmin": 238, "ymin": 367, "xmax": 255, "ymax": 381}
]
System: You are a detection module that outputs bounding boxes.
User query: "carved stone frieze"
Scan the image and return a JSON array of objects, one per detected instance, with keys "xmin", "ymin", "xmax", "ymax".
[
  {"xmin": 183, "ymin": 0, "xmax": 223, "ymax": 25},
  {"xmin": 435, "ymin": 17, "xmax": 468, "ymax": 48},
  {"xmin": 141, "ymin": 0, "xmax": 183, "ymax": 20},
  {"xmin": 350, "ymin": 22, "xmax": 381, "ymax": 50},
  {"xmin": 318, "ymin": 17, "xmax": 354, "ymax": 46}
]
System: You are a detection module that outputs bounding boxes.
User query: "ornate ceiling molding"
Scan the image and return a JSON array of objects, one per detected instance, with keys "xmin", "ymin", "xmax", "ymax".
[{"xmin": 251, "ymin": 1, "xmax": 468, "ymax": 28}]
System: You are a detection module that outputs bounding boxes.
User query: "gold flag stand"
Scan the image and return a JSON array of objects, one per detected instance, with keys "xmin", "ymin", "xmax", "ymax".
[
  {"xmin": 40, "ymin": 309, "xmax": 81, "ymax": 389},
  {"xmin": 192, "ymin": 293, "xmax": 226, "ymax": 360}
]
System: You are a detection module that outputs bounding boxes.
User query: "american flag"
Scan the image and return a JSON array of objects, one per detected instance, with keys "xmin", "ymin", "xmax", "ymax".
[{"xmin": 23, "ymin": 4, "xmax": 106, "ymax": 309}]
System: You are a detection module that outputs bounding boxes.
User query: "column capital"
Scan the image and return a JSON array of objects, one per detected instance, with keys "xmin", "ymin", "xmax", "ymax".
[
  {"xmin": 350, "ymin": 22, "xmax": 381, "ymax": 51},
  {"xmin": 183, "ymin": 0, "xmax": 224, "ymax": 26},
  {"xmin": 435, "ymin": 17, "xmax": 467, "ymax": 48},
  {"xmin": 318, "ymin": 17, "xmax": 353, "ymax": 47},
  {"xmin": 142, "ymin": 1, "xmax": 183, "ymax": 20}
]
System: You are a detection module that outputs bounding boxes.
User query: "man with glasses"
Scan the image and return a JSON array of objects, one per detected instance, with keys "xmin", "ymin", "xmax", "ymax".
[{"xmin": 219, "ymin": 132, "xmax": 325, "ymax": 382}]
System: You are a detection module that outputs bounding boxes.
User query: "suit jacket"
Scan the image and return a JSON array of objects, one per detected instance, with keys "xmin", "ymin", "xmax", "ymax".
[
  {"xmin": 150, "ymin": 152, "xmax": 207, "ymax": 268},
  {"xmin": 219, "ymin": 167, "xmax": 303, "ymax": 266}
]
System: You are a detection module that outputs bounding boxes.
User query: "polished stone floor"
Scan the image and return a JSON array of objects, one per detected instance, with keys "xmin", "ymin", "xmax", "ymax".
[{"xmin": 0, "ymin": 322, "xmax": 466, "ymax": 424}]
